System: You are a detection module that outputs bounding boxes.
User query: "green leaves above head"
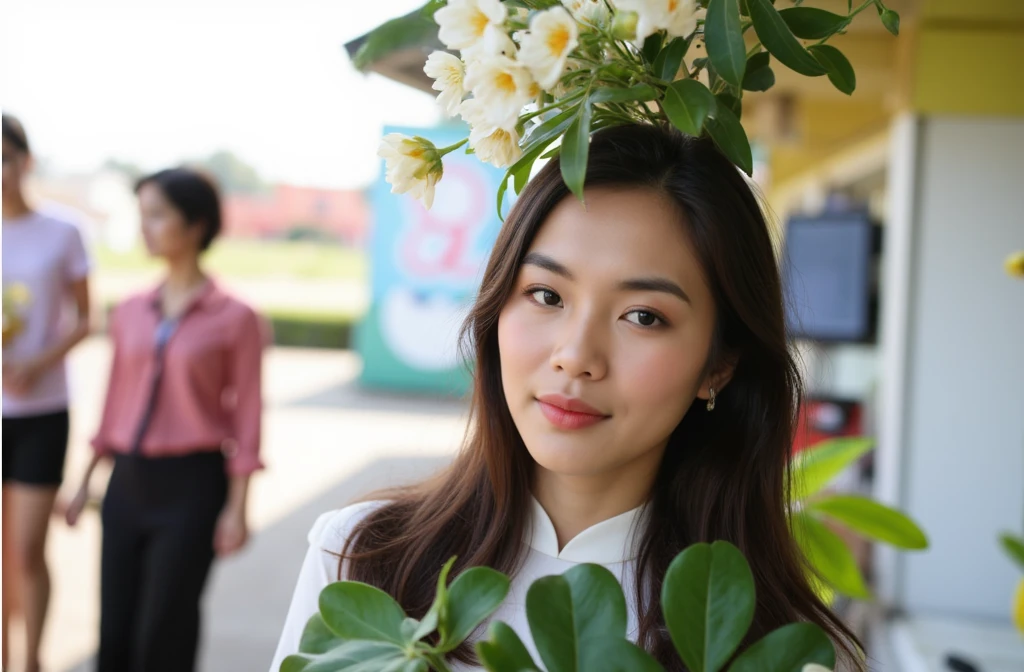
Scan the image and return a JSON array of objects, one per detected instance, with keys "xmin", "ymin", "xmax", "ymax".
[
  {"xmin": 654, "ymin": 36, "xmax": 693, "ymax": 81},
  {"xmin": 715, "ymin": 93, "xmax": 742, "ymax": 119},
  {"xmin": 793, "ymin": 511, "xmax": 870, "ymax": 600},
  {"xmin": 319, "ymin": 582, "xmax": 408, "ymax": 645},
  {"xmin": 778, "ymin": 7, "xmax": 848, "ymax": 40},
  {"xmin": 705, "ymin": 0, "xmax": 746, "ymax": 89},
  {"xmin": 742, "ymin": 52, "xmax": 775, "ymax": 92},
  {"xmin": 705, "ymin": 103, "xmax": 753, "ymax": 177},
  {"xmin": 663, "ymin": 79, "xmax": 717, "ymax": 137},
  {"xmin": 560, "ymin": 101, "xmax": 593, "ymax": 203},
  {"xmin": 590, "ymin": 84, "xmax": 660, "ymax": 106},
  {"xmin": 808, "ymin": 44, "xmax": 856, "ymax": 95},
  {"xmin": 808, "ymin": 494, "xmax": 928, "ymax": 550},
  {"xmin": 662, "ymin": 542, "xmax": 756, "ymax": 672},
  {"xmin": 747, "ymin": 0, "xmax": 827, "ymax": 77},
  {"xmin": 999, "ymin": 533, "xmax": 1024, "ymax": 571},
  {"xmin": 789, "ymin": 437, "xmax": 874, "ymax": 503},
  {"xmin": 497, "ymin": 105, "xmax": 578, "ymax": 218},
  {"xmin": 726, "ymin": 623, "xmax": 835, "ymax": 672},
  {"xmin": 352, "ymin": 0, "xmax": 444, "ymax": 72}
]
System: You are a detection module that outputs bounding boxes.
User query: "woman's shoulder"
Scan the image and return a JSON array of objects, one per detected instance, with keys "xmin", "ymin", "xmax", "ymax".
[{"xmin": 307, "ymin": 500, "xmax": 390, "ymax": 551}]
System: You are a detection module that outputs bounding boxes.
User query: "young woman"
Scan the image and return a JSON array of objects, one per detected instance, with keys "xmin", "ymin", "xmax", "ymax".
[
  {"xmin": 65, "ymin": 167, "xmax": 267, "ymax": 672},
  {"xmin": 270, "ymin": 125, "xmax": 861, "ymax": 671},
  {"xmin": 2, "ymin": 114, "xmax": 92, "ymax": 672}
]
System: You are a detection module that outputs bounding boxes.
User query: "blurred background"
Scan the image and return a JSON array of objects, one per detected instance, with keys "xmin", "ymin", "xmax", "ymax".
[{"xmin": 1, "ymin": 0, "xmax": 1022, "ymax": 670}]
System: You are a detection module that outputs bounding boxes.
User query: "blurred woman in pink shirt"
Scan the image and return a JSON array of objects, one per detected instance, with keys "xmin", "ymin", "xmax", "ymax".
[{"xmin": 65, "ymin": 167, "xmax": 267, "ymax": 672}]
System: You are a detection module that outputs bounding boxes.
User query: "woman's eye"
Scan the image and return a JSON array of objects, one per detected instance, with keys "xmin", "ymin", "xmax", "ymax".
[
  {"xmin": 528, "ymin": 288, "xmax": 562, "ymax": 307},
  {"xmin": 625, "ymin": 310, "xmax": 663, "ymax": 327}
]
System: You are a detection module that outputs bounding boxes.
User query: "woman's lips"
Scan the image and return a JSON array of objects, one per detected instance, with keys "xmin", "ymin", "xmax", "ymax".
[{"xmin": 536, "ymin": 394, "xmax": 609, "ymax": 430}]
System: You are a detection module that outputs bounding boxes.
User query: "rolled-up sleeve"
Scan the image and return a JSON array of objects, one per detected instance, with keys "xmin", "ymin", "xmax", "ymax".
[{"xmin": 225, "ymin": 306, "xmax": 267, "ymax": 476}]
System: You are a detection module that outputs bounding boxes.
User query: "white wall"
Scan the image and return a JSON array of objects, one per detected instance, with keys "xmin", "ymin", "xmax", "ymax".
[{"xmin": 894, "ymin": 117, "xmax": 1024, "ymax": 619}]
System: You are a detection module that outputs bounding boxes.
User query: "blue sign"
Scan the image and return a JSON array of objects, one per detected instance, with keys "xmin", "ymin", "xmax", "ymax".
[{"xmin": 356, "ymin": 124, "xmax": 506, "ymax": 394}]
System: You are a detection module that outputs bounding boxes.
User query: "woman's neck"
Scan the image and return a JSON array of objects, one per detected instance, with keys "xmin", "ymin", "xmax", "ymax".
[
  {"xmin": 2, "ymin": 193, "xmax": 32, "ymax": 220},
  {"xmin": 532, "ymin": 453, "xmax": 661, "ymax": 550},
  {"xmin": 163, "ymin": 255, "xmax": 206, "ymax": 293}
]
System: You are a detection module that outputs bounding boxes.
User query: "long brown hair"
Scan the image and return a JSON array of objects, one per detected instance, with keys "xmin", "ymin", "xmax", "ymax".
[{"xmin": 343, "ymin": 124, "xmax": 861, "ymax": 669}]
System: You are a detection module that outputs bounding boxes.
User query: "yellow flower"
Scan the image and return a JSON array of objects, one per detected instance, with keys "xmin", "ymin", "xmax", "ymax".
[
  {"xmin": 518, "ymin": 7, "xmax": 580, "ymax": 91},
  {"xmin": 469, "ymin": 124, "xmax": 522, "ymax": 169},
  {"xmin": 464, "ymin": 55, "xmax": 537, "ymax": 131},
  {"xmin": 562, "ymin": 0, "xmax": 611, "ymax": 30},
  {"xmin": 424, "ymin": 51, "xmax": 467, "ymax": 117},
  {"xmin": 615, "ymin": 0, "xmax": 702, "ymax": 42},
  {"xmin": 435, "ymin": 0, "xmax": 512, "ymax": 60},
  {"xmin": 377, "ymin": 134, "xmax": 443, "ymax": 210},
  {"xmin": 1014, "ymin": 576, "xmax": 1024, "ymax": 635}
]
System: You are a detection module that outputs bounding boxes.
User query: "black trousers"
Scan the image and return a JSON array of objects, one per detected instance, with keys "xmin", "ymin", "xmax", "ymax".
[{"xmin": 98, "ymin": 452, "xmax": 227, "ymax": 672}]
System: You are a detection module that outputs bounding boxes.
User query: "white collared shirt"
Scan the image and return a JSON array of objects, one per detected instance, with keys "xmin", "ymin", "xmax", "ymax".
[{"xmin": 269, "ymin": 498, "xmax": 646, "ymax": 671}]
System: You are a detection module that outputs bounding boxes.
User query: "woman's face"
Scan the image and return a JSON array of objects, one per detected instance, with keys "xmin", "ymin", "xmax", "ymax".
[
  {"xmin": 498, "ymin": 187, "xmax": 723, "ymax": 482},
  {"xmin": 1, "ymin": 138, "xmax": 29, "ymax": 201},
  {"xmin": 137, "ymin": 183, "xmax": 202, "ymax": 259}
]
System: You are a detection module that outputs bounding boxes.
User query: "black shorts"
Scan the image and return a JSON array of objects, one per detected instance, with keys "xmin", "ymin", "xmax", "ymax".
[{"xmin": 2, "ymin": 409, "xmax": 70, "ymax": 487}]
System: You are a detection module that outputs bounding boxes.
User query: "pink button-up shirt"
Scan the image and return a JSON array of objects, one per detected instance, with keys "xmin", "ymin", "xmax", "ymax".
[{"xmin": 91, "ymin": 280, "xmax": 267, "ymax": 476}]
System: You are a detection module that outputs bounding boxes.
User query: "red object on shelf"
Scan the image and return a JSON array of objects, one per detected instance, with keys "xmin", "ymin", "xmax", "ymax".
[{"xmin": 793, "ymin": 398, "xmax": 863, "ymax": 454}]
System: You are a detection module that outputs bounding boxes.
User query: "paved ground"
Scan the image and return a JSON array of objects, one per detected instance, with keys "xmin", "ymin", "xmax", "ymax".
[{"xmin": 5, "ymin": 337, "xmax": 467, "ymax": 672}]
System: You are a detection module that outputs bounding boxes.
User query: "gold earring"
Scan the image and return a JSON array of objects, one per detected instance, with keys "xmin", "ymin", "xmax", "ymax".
[{"xmin": 706, "ymin": 387, "xmax": 716, "ymax": 412}]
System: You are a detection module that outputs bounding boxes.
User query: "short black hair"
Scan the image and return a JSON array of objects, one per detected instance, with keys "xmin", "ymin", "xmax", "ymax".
[
  {"xmin": 2, "ymin": 114, "xmax": 30, "ymax": 154},
  {"xmin": 135, "ymin": 168, "xmax": 222, "ymax": 251}
]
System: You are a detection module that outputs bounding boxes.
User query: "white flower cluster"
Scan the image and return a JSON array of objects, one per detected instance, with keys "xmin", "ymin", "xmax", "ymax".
[{"xmin": 379, "ymin": 0, "xmax": 703, "ymax": 209}]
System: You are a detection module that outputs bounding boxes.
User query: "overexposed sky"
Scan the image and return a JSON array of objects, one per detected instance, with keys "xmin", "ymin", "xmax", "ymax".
[{"xmin": 0, "ymin": 0, "xmax": 442, "ymax": 189}]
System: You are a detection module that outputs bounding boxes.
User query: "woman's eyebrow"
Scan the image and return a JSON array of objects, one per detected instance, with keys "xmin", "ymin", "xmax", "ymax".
[
  {"xmin": 522, "ymin": 252, "xmax": 573, "ymax": 279},
  {"xmin": 619, "ymin": 277, "xmax": 691, "ymax": 304}
]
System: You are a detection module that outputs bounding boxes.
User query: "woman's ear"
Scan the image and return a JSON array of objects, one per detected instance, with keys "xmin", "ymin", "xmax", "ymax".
[{"xmin": 696, "ymin": 355, "xmax": 738, "ymax": 400}]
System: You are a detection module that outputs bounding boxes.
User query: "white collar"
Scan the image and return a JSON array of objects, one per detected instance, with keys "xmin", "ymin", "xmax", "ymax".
[{"xmin": 527, "ymin": 496, "xmax": 646, "ymax": 564}]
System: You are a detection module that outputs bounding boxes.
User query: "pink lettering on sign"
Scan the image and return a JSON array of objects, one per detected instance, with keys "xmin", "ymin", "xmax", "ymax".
[{"xmin": 400, "ymin": 163, "xmax": 488, "ymax": 281}]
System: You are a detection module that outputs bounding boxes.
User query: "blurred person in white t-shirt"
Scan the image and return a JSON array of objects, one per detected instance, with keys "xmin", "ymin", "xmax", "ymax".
[{"xmin": 2, "ymin": 113, "xmax": 92, "ymax": 672}]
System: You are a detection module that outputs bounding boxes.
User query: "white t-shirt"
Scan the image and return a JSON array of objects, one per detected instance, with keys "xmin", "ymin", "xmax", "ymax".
[
  {"xmin": 2, "ymin": 210, "xmax": 91, "ymax": 416},
  {"xmin": 269, "ymin": 497, "xmax": 646, "ymax": 672}
]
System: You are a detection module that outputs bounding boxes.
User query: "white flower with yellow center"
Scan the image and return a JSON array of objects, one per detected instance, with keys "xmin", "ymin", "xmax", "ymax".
[
  {"xmin": 435, "ymin": 0, "xmax": 512, "ymax": 60},
  {"xmin": 801, "ymin": 665, "xmax": 833, "ymax": 672},
  {"xmin": 377, "ymin": 134, "xmax": 443, "ymax": 209},
  {"xmin": 464, "ymin": 55, "xmax": 538, "ymax": 131},
  {"xmin": 461, "ymin": 98, "xmax": 523, "ymax": 168},
  {"xmin": 615, "ymin": 0, "xmax": 702, "ymax": 42},
  {"xmin": 517, "ymin": 7, "xmax": 580, "ymax": 91},
  {"xmin": 562, "ymin": 0, "xmax": 612, "ymax": 29},
  {"xmin": 424, "ymin": 51, "xmax": 467, "ymax": 117}
]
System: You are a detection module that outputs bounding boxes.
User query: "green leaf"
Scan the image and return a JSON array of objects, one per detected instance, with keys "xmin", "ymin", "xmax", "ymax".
[
  {"xmin": 809, "ymin": 494, "xmax": 928, "ymax": 550},
  {"xmin": 281, "ymin": 641, "xmax": 406, "ymax": 672},
  {"xmin": 778, "ymin": 7, "xmax": 848, "ymax": 40},
  {"xmin": 352, "ymin": 0, "xmax": 444, "ymax": 71},
  {"xmin": 794, "ymin": 512, "xmax": 871, "ymax": 600},
  {"xmin": 497, "ymin": 106, "xmax": 577, "ymax": 217},
  {"xmin": 582, "ymin": 639, "xmax": 664, "ymax": 671},
  {"xmin": 476, "ymin": 621, "xmax": 540, "ymax": 672},
  {"xmin": 319, "ymin": 582, "xmax": 407, "ymax": 645},
  {"xmin": 705, "ymin": 0, "xmax": 746, "ymax": 88},
  {"xmin": 741, "ymin": 52, "xmax": 774, "ymax": 92},
  {"xmin": 880, "ymin": 8, "xmax": 900, "ymax": 36},
  {"xmin": 789, "ymin": 437, "xmax": 874, "ymax": 502},
  {"xmin": 413, "ymin": 556, "xmax": 455, "ymax": 641},
  {"xmin": 663, "ymin": 79, "xmax": 717, "ymax": 136},
  {"xmin": 999, "ymin": 533, "xmax": 1024, "ymax": 571},
  {"xmin": 662, "ymin": 542, "xmax": 755, "ymax": 672},
  {"xmin": 526, "ymin": 564, "xmax": 631, "ymax": 672},
  {"xmin": 705, "ymin": 104, "xmax": 753, "ymax": 176},
  {"xmin": 747, "ymin": 0, "xmax": 827, "ymax": 77},
  {"xmin": 590, "ymin": 84, "xmax": 660, "ymax": 105},
  {"xmin": 439, "ymin": 566, "xmax": 511, "ymax": 651},
  {"xmin": 716, "ymin": 93, "xmax": 742, "ymax": 119},
  {"xmin": 727, "ymin": 623, "xmax": 835, "ymax": 672},
  {"xmin": 642, "ymin": 32, "xmax": 665, "ymax": 65},
  {"xmin": 560, "ymin": 101, "xmax": 593, "ymax": 203},
  {"xmin": 298, "ymin": 614, "xmax": 344, "ymax": 655},
  {"xmin": 808, "ymin": 44, "xmax": 856, "ymax": 95},
  {"xmin": 654, "ymin": 36, "xmax": 692, "ymax": 81}
]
